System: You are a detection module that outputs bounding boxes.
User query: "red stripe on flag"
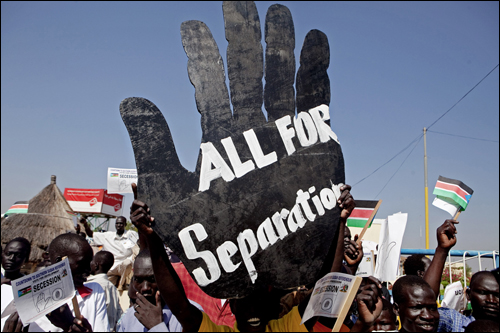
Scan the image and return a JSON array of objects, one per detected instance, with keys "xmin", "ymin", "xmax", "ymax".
[
  {"xmin": 436, "ymin": 181, "xmax": 469, "ymax": 201},
  {"xmin": 349, "ymin": 208, "xmax": 374, "ymax": 219},
  {"xmin": 10, "ymin": 204, "xmax": 29, "ymax": 209}
]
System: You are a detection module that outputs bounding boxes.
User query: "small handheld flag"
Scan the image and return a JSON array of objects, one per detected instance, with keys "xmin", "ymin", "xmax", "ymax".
[
  {"xmin": 347, "ymin": 199, "xmax": 382, "ymax": 246},
  {"xmin": 347, "ymin": 200, "xmax": 381, "ymax": 228},
  {"xmin": 432, "ymin": 176, "xmax": 473, "ymax": 218}
]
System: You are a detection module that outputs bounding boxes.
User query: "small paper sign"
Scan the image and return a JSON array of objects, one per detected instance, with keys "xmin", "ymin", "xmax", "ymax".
[
  {"xmin": 107, "ymin": 167, "xmax": 138, "ymax": 194},
  {"xmin": 356, "ymin": 251, "xmax": 375, "ymax": 277},
  {"xmin": 301, "ymin": 272, "xmax": 362, "ymax": 324},
  {"xmin": 11, "ymin": 258, "xmax": 75, "ymax": 325}
]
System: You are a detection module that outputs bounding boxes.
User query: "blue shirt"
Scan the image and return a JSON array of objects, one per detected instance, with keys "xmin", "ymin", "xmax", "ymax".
[
  {"xmin": 437, "ymin": 307, "xmax": 475, "ymax": 332},
  {"xmin": 116, "ymin": 300, "xmax": 203, "ymax": 332}
]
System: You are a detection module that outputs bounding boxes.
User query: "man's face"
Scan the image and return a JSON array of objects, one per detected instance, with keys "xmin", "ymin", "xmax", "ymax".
[
  {"xmin": 115, "ymin": 217, "xmax": 126, "ymax": 234},
  {"xmin": 231, "ymin": 288, "xmax": 281, "ymax": 333},
  {"xmin": 133, "ymin": 257, "xmax": 158, "ymax": 305},
  {"xmin": 65, "ymin": 243, "xmax": 93, "ymax": 288},
  {"xmin": 128, "ymin": 276, "xmax": 137, "ymax": 305},
  {"xmin": 2, "ymin": 241, "xmax": 29, "ymax": 273},
  {"xmin": 372, "ymin": 308, "xmax": 398, "ymax": 332},
  {"xmin": 467, "ymin": 273, "xmax": 499, "ymax": 321},
  {"xmin": 396, "ymin": 286, "xmax": 439, "ymax": 332}
]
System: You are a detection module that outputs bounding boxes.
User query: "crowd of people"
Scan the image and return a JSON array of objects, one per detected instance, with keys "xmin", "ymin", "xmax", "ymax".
[{"xmin": 1, "ymin": 183, "xmax": 498, "ymax": 332}]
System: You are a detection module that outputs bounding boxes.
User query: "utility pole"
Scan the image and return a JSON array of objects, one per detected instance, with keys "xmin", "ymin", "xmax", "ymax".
[{"xmin": 423, "ymin": 128, "xmax": 429, "ymax": 249}]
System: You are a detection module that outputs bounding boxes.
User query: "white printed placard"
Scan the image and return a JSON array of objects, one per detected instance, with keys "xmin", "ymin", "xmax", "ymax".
[
  {"xmin": 356, "ymin": 251, "xmax": 375, "ymax": 277},
  {"xmin": 107, "ymin": 167, "xmax": 138, "ymax": 194},
  {"xmin": 301, "ymin": 272, "xmax": 361, "ymax": 324},
  {"xmin": 374, "ymin": 212, "xmax": 408, "ymax": 282},
  {"xmin": 11, "ymin": 258, "xmax": 75, "ymax": 325}
]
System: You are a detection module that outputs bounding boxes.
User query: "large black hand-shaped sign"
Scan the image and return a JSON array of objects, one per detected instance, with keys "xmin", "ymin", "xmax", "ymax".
[{"xmin": 120, "ymin": 1, "xmax": 344, "ymax": 298}]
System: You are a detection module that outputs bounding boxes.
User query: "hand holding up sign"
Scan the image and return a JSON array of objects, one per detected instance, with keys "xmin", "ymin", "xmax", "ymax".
[
  {"xmin": 121, "ymin": 1, "xmax": 345, "ymax": 297},
  {"xmin": 46, "ymin": 304, "xmax": 92, "ymax": 332},
  {"xmin": 424, "ymin": 219, "xmax": 460, "ymax": 299},
  {"xmin": 4, "ymin": 312, "xmax": 24, "ymax": 332},
  {"xmin": 354, "ymin": 277, "xmax": 383, "ymax": 327},
  {"xmin": 436, "ymin": 219, "xmax": 458, "ymax": 251},
  {"xmin": 130, "ymin": 183, "xmax": 155, "ymax": 237},
  {"xmin": 338, "ymin": 184, "xmax": 356, "ymax": 220},
  {"xmin": 344, "ymin": 235, "xmax": 364, "ymax": 271}
]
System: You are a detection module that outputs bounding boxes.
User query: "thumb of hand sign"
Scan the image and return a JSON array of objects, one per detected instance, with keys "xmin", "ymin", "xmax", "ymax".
[
  {"xmin": 132, "ymin": 182, "xmax": 138, "ymax": 201},
  {"xmin": 130, "ymin": 182, "xmax": 155, "ymax": 235}
]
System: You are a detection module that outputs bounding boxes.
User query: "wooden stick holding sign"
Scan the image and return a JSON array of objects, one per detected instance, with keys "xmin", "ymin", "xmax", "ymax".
[
  {"xmin": 61, "ymin": 256, "xmax": 81, "ymax": 319},
  {"xmin": 331, "ymin": 276, "xmax": 363, "ymax": 332},
  {"xmin": 453, "ymin": 210, "xmax": 461, "ymax": 220},
  {"xmin": 357, "ymin": 200, "xmax": 383, "ymax": 241}
]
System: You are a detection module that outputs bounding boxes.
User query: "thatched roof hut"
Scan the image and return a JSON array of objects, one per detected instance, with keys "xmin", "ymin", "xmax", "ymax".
[{"xmin": 1, "ymin": 175, "xmax": 76, "ymax": 263}]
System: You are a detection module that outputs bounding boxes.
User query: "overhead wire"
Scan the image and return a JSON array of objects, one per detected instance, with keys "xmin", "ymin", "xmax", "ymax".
[
  {"xmin": 427, "ymin": 130, "xmax": 498, "ymax": 143},
  {"xmin": 426, "ymin": 64, "xmax": 499, "ymax": 130},
  {"xmin": 353, "ymin": 64, "xmax": 499, "ymax": 193},
  {"xmin": 353, "ymin": 133, "xmax": 423, "ymax": 186},
  {"xmin": 374, "ymin": 134, "xmax": 423, "ymax": 198}
]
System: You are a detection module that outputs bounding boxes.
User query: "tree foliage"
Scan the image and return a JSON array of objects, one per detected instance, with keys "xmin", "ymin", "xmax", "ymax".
[
  {"xmin": 125, "ymin": 220, "xmax": 137, "ymax": 232},
  {"xmin": 441, "ymin": 264, "xmax": 472, "ymax": 290}
]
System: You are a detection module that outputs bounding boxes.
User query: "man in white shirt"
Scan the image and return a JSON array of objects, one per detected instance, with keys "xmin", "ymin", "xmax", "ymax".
[
  {"xmin": 87, "ymin": 250, "xmax": 124, "ymax": 331},
  {"xmin": 29, "ymin": 233, "xmax": 110, "ymax": 332},
  {"xmin": 83, "ymin": 216, "xmax": 138, "ymax": 291}
]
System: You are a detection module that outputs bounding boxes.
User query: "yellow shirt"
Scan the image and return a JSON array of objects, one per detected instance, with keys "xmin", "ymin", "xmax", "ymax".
[{"xmin": 199, "ymin": 305, "xmax": 309, "ymax": 332}]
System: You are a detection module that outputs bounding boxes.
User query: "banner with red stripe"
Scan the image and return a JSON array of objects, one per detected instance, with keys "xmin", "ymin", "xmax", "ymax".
[
  {"xmin": 3, "ymin": 201, "xmax": 29, "ymax": 216},
  {"xmin": 347, "ymin": 200, "xmax": 379, "ymax": 228},
  {"xmin": 432, "ymin": 176, "xmax": 473, "ymax": 214}
]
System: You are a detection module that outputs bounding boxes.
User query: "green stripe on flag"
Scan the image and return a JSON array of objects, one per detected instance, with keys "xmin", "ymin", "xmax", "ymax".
[
  {"xmin": 434, "ymin": 188, "xmax": 468, "ymax": 210},
  {"xmin": 347, "ymin": 218, "xmax": 370, "ymax": 228},
  {"xmin": 5, "ymin": 208, "xmax": 28, "ymax": 214}
]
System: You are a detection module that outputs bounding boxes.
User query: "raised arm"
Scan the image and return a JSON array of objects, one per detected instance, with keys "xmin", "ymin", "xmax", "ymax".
[
  {"xmin": 81, "ymin": 217, "xmax": 93, "ymax": 238},
  {"xmin": 330, "ymin": 184, "xmax": 356, "ymax": 273},
  {"xmin": 423, "ymin": 219, "xmax": 458, "ymax": 299},
  {"xmin": 298, "ymin": 184, "xmax": 355, "ymax": 322},
  {"xmin": 313, "ymin": 184, "xmax": 356, "ymax": 284},
  {"xmin": 130, "ymin": 183, "xmax": 203, "ymax": 332}
]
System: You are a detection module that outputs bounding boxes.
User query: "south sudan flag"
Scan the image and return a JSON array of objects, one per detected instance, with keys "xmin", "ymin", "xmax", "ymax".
[
  {"xmin": 3, "ymin": 201, "xmax": 28, "ymax": 216},
  {"xmin": 347, "ymin": 200, "xmax": 380, "ymax": 228},
  {"xmin": 432, "ymin": 176, "xmax": 473, "ymax": 216},
  {"xmin": 18, "ymin": 286, "xmax": 32, "ymax": 297}
]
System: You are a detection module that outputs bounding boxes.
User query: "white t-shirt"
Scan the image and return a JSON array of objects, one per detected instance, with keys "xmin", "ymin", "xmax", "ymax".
[
  {"xmin": 29, "ymin": 282, "xmax": 110, "ymax": 332},
  {"xmin": 92, "ymin": 230, "xmax": 139, "ymax": 268},
  {"xmin": 86, "ymin": 273, "xmax": 123, "ymax": 330},
  {"xmin": 1, "ymin": 284, "xmax": 14, "ymax": 331},
  {"xmin": 441, "ymin": 281, "xmax": 466, "ymax": 312}
]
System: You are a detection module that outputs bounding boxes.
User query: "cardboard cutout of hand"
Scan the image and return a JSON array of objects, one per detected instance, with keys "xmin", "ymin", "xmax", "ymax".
[{"xmin": 120, "ymin": 1, "xmax": 345, "ymax": 298}]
